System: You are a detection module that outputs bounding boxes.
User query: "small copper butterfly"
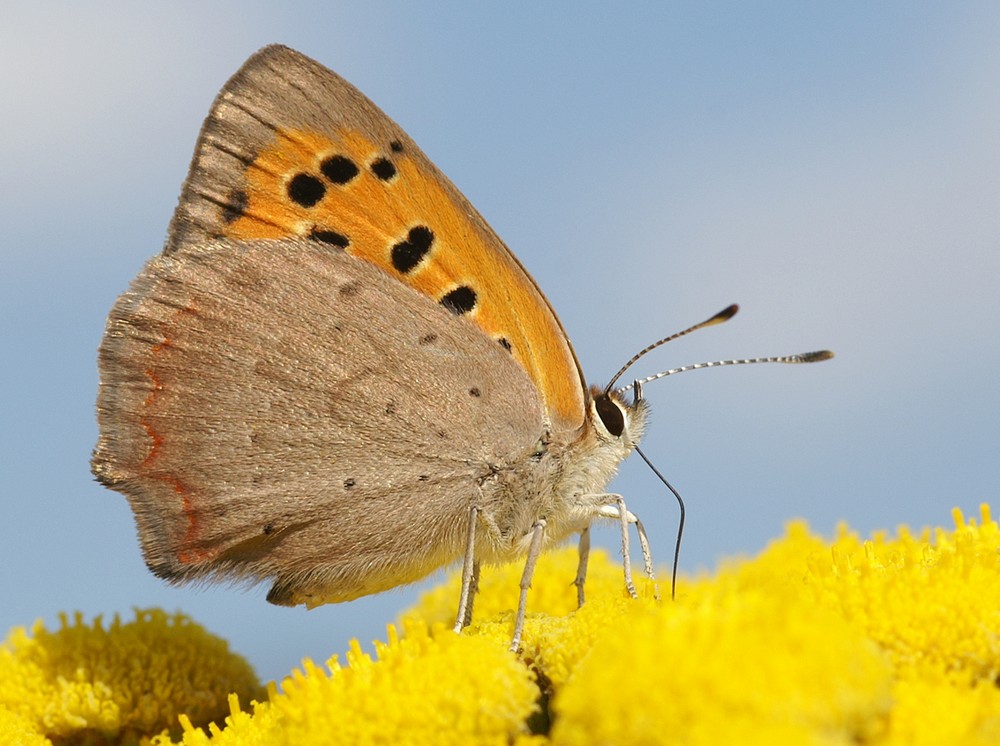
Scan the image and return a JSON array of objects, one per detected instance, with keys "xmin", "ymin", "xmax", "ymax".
[{"xmin": 92, "ymin": 45, "xmax": 831, "ymax": 649}]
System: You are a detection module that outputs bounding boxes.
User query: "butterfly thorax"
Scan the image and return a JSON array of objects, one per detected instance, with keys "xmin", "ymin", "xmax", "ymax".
[{"xmin": 473, "ymin": 391, "xmax": 648, "ymax": 564}]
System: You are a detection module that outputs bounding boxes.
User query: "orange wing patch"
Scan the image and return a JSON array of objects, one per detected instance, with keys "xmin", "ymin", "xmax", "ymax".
[{"xmin": 224, "ymin": 127, "xmax": 585, "ymax": 432}]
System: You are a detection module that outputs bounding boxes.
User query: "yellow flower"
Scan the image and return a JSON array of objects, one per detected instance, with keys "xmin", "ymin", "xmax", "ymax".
[
  {"xmin": 6, "ymin": 506, "xmax": 1000, "ymax": 744},
  {"xmin": 821, "ymin": 506, "xmax": 1000, "ymax": 683},
  {"xmin": 171, "ymin": 622, "xmax": 539, "ymax": 746},
  {"xmin": 408, "ymin": 505, "xmax": 1000, "ymax": 744},
  {"xmin": 403, "ymin": 545, "xmax": 659, "ymax": 690},
  {"xmin": 0, "ymin": 608, "xmax": 261, "ymax": 744},
  {"xmin": 549, "ymin": 586, "xmax": 892, "ymax": 745}
]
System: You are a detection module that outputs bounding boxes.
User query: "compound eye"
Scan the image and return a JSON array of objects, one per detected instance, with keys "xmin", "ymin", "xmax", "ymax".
[{"xmin": 594, "ymin": 393, "xmax": 625, "ymax": 437}]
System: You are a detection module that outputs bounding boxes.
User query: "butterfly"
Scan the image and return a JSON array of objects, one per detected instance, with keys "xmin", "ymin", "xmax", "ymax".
[{"xmin": 92, "ymin": 45, "xmax": 829, "ymax": 650}]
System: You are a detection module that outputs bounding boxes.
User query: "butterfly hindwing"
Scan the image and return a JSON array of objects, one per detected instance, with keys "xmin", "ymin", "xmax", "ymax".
[
  {"xmin": 167, "ymin": 45, "xmax": 587, "ymax": 433},
  {"xmin": 93, "ymin": 238, "xmax": 546, "ymax": 603}
]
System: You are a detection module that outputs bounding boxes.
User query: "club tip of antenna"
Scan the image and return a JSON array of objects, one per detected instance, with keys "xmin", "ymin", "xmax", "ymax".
[
  {"xmin": 715, "ymin": 303, "xmax": 740, "ymax": 321},
  {"xmin": 800, "ymin": 350, "xmax": 835, "ymax": 363},
  {"xmin": 712, "ymin": 304, "xmax": 739, "ymax": 323}
]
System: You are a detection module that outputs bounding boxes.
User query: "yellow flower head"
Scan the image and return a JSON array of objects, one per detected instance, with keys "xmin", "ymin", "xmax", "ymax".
[
  {"xmin": 172, "ymin": 621, "xmax": 539, "ymax": 746},
  {"xmin": 0, "ymin": 608, "xmax": 261, "ymax": 744}
]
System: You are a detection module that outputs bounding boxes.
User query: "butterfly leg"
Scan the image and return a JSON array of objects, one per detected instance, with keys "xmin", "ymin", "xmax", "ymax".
[
  {"xmin": 613, "ymin": 496, "xmax": 636, "ymax": 598},
  {"xmin": 593, "ymin": 496, "xmax": 659, "ymax": 600},
  {"xmin": 574, "ymin": 526, "xmax": 591, "ymax": 608},
  {"xmin": 454, "ymin": 505, "xmax": 482, "ymax": 633},
  {"xmin": 633, "ymin": 514, "xmax": 659, "ymax": 601},
  {"xmin": 510, "ymin": 518, "xmax": 547, "ymax": 653}
]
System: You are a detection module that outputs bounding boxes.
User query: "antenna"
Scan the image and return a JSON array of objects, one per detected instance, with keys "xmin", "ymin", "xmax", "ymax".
[
  {"xmin": 604, "ymin": 304, "xmax": 738, "ymax": 393},
  {"xmin": 617, "ymin": 350, "xmax": 834, "ymax": 394},
  {"xmin": 611, "ymin": 304, "xmax": 833, "ymax": 600}
]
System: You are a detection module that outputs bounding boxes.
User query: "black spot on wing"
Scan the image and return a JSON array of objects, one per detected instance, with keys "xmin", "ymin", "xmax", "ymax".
[
  {"xmin": 288, "ymin": 173, "xmax": 325, "ymax": 207},
  {"xmin": 371, "ymin": 157, "xmax": 397, "ymax": 181},
  {"xmin": 310, "ymin": 227, "xmax": 350, "ymax": 247},
  {"xmin": 391, "ymin": 226, "xmax": 434, "ymax": 274},
  {"xmin": 440, "ymin": 286, "xmax": 477, "ymax": 315},
  {"xmin": 321, "ymin": 155, "xmax": 359, "ymax": 185}
]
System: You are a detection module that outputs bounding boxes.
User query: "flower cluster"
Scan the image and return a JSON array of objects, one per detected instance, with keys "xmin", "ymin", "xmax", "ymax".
[
  {"xmin": 3, "ymin": 505, "xmax": 999, "ymax": 744},
  {"xmin": 0, "ymin": 608, "xmax": 261, "ymax": 744}
]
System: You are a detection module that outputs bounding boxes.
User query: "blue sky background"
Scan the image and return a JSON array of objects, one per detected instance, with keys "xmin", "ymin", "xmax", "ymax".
[{"xmin": 2, "ymin": 3, "xmax": 998, "ymax": 683}]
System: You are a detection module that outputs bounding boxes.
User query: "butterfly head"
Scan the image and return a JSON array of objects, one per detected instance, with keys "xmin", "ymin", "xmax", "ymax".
[
  {"xmin": 588, "ymin": 384, "xmax": 648, "ymax": 456},
  {"xmin": 540, "ymin": 383, "xmax": 649, "ymax": 539}
]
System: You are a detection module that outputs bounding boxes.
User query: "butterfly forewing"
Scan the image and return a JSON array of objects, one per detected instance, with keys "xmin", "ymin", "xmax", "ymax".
[{"xmin": 167, "ymin": 45, "xmax": 587, "ymax": 433}]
